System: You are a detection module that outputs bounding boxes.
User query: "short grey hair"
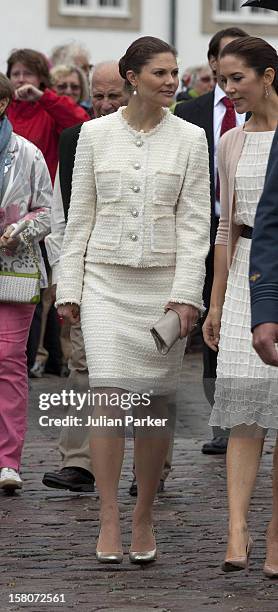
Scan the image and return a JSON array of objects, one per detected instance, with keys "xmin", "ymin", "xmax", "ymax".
[
  {"xmin": 50, "ymin": 42, "xmax": 91, "ymax": 67},
  {"xmin": 90, "ymin": 61, "xmax": 125, "ymax": 95},
  {"xmin": 190, "ymin": 65, "xmax": 211, "ymax": 87}
]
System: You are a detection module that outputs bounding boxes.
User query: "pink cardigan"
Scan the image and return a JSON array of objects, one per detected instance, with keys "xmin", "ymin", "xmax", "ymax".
[{"xmin": 215, "ymin": 125, "xmax": 248, "ymax": 268}]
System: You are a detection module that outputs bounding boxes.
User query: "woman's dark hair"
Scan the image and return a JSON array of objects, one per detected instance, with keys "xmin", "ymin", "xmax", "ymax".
[
  {"xmin": 6, "ymin": 49, "xmax": 51, "ymax": 90},
  {"xmin": 0, "ymin": 72, "xmax": 14, "ymax": 103},
  {"xmin": 119, "ymin": 36, "xmax": 177, "ymax": 90},
  {"xmin": 208, "ymin": 27, "xmax": 248, "ymax": 60},
  {"xmin": 220, "ymin": 36, "xmax": 278, "ymax": 94}
]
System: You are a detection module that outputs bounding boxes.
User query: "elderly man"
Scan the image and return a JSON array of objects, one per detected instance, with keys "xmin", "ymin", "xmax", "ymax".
[{"xmin": 176, "ymin": 64, "xmax": 214, "ymax": 103}]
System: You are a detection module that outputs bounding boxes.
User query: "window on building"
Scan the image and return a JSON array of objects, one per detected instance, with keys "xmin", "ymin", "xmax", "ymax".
[
  {"xmin": 213, "ymin": 0, "xmax": 278, "ymax": 23},
  {"xmin": 60, "ymin": 0, "xmax": 129, "ymax": 17}
]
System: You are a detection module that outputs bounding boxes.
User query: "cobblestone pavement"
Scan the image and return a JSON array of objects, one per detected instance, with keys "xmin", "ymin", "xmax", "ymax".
[{"xmin": 1, "ymin": 352, "xmax": 278, "ymax": 612}]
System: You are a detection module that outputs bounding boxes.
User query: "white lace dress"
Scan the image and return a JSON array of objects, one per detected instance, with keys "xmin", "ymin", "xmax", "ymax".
[{"xmin": 209, "ymin": 131, "xmax": 278, "ymax": 430}]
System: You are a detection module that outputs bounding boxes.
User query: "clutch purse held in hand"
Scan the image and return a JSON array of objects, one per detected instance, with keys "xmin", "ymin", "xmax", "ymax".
[{"xmin": 150, "ymin": 309, "xmax": 182, "ymax": 355}]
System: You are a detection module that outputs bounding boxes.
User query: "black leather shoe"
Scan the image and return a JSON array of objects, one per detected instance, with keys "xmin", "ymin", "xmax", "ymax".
[
  {"xmin": 129, "ymin": 477, "xmax": 165, "ymax": 497},
  {"xmin": 202, "ymin": 436, "xmax": 228, "ymax": 455},
  {"xmin": 42, "ymin": 467, "xmax": 95, "ymax": 492}
]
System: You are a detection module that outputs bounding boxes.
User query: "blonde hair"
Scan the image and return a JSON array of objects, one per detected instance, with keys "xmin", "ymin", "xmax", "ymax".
[{"xmin": 50, "ymin": 64, "xmax": 89, "ymax": 102}]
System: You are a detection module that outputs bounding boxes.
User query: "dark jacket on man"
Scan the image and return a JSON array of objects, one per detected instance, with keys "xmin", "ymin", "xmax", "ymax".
[
  {"xmin": 250, "ymin": 127, "xmax": 278, "ymax": 329},
  {"xmin": 59, "ymin": 123, "xmax": 82, "ymax": 221},
  {"xmin": 175, "ymin": 91, "xmax": 217, "ymax": 402},
  {"xmin": 175, "ymin": 91, "xmax": 217, "ymax": 245}
]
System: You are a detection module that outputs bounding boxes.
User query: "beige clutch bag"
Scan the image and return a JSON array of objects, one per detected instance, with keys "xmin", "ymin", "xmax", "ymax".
[{"xmin": 150, "ymin": 309, "xmax": 181, "ymax": 355}]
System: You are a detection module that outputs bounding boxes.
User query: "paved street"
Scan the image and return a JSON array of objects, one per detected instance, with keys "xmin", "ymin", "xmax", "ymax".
[{"xmin": 1, "ymin": 351, "xmax": 277, "ymax": 612}]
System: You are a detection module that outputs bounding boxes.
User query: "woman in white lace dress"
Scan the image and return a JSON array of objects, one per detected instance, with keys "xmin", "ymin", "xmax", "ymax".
[{"xmin": 203, "ymin": 37, "xmax": 278, "ymax": 576}]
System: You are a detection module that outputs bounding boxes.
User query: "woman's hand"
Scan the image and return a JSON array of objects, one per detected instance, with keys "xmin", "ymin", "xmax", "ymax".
[
  {"xmin": 57, "ymin": 303, "xmax": 80, "ymax": 325},
  {"xmin": 0, "ymin": 225, "xmax": 20, "ymax": 251},
  {"xmin": 202, "ymin": 307, "xmax": 222, "ymax": 352},
  {"xmin": 15, "ymin": 84, "xmax": 43, "ymax": 102},
  {"xmin": 165, "ymin": 302, "xmax": 199, "ymax": 338}
]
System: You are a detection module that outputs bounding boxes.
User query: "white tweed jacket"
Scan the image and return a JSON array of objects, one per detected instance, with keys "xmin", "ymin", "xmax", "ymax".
[{"xmin": 56, "ymin": 107, "xmax": 210, "ymax": 310}]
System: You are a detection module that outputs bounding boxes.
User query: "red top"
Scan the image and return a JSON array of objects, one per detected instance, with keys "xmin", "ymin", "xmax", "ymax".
[{"xmin": 7, "ymin": 88, "xmax": 89, "ymax": 184}]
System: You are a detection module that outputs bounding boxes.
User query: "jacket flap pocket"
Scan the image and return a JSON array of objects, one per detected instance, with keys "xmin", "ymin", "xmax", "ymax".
[
  {"xmin": 154, "ymin": 172, "xmax": 182, "ymax": 206},
  {"xmin": 151, "ymin": 214, "xmax": 176, "ymax": 254},
  {"xmin": 96, "ymin": 170, "xmax": 121, "ymax": 203},
  {"xmin": 89, "ymin": 213, "xmax": 122, "ymax": 251}
]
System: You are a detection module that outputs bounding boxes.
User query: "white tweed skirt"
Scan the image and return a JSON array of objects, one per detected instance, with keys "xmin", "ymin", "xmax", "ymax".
[{"xmin": 80, "ymin": 262, "xmax": 186, "ymax": 395}]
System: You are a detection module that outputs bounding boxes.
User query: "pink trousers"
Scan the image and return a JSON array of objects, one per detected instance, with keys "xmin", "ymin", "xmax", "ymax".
[{"xmin": 0, "ymin": 303, "xmax": 35, "ymax": 471}]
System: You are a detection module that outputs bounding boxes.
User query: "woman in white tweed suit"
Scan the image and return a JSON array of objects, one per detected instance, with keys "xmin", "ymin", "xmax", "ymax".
[{"xmin": 56, "ymin": 37, "xmax": 210, "ymax": 564}]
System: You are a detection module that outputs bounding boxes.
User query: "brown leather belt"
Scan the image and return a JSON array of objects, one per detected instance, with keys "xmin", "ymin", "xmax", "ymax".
[{"xmin": 241, "ymin": 225, "xmax": 253, "ymax": 239}]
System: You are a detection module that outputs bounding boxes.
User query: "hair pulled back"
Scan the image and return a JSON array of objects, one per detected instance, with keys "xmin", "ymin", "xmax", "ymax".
[
  {"xmin": 119, "ymin": 36, "xmax": 177, "ymax": 90},
  {"xmin": 220, "ymin": 36, "xmax": 278, "ymax": 94}
]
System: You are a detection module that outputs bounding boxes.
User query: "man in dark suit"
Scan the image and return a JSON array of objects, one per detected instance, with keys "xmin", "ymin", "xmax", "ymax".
[
  {"xmin": 246, "ymin": 0, "xmax": 278, "ymax": 366},
  {"xmin": 250, "ymin": 125, "xmax": 278, "ymax": 364},
  {"xmin": 175, "ymin": 27, "xmax": 249, "ymax": 454},
  {"xmin": 247, "ymin": 3, "xmax": 278, "ymax": 568}
]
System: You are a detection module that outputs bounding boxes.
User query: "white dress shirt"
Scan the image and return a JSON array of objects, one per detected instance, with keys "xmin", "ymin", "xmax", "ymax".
[{"xmin": 214, "ymin": 83, "xmax": 245, "ymax": 216}]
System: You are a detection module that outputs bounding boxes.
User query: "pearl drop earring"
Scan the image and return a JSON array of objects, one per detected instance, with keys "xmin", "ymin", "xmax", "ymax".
[{"xmin": 133, "ymin": 88, "xmax": 137, "ymax": 96}]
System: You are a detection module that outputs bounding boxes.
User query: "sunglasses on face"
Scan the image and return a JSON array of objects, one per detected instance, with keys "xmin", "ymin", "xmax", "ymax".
[{"xmin": 56, "ymin": 83, "xmax": 81, "ymax": 92}]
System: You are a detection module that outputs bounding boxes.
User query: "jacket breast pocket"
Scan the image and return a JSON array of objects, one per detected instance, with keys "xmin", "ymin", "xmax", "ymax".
[
  {"xmin": 153, "ymin": 172, "xmax": 182, "ymax": 206},
  {"xmin": 151, "ymin": 214, "xmax": 176, "ymax": 254},
  {"xmin": 96, "ymin": 170, "xmax": 121, "ymax": 204},
  {"xmin": 89, "ymin": 213, "xmax": 122, "ymax": 251}
]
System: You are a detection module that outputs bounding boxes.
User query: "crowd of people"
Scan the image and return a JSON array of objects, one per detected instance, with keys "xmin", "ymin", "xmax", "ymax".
[{"xmin": 0, "ymin": 0, "xmax": 278, "ymax": 576}]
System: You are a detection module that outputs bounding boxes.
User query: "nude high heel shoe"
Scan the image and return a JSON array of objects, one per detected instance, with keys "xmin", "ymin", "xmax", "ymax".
[
  {"xmin": 263, "ymin": 537, "xmax": 278, "ymax": 578},
  {"xmin": 129, "ymin": 526, "xmax": 157, "ymax": 564},
  {"xmin": 96, "ymin": 550, "xmax": 123, "ymax": 564},
  {"xmin": 222, "ymin": 536, "xmax": 253, "ymax": 572},
  {"xmin": 263, "ymin": 564, "xmax": 278, "ymax": 579},
  {"xmin": 96, "ymin": 525, "xmax": 123, "ymax": 564},
  {"xmin": 129, "ymin": 547, "xmax": 157, "ymax": 564}
]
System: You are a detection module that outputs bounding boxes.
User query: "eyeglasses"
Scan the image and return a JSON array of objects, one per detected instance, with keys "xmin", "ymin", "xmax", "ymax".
[{"xmin": 56, "ymin": 83, "xmax": 81, "ymax": 92}]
